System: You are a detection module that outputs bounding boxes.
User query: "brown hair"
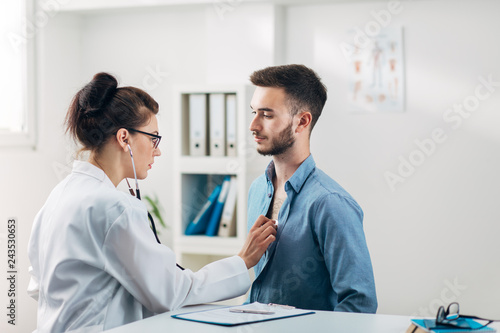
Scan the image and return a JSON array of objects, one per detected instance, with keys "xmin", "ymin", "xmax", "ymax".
[
  {"xmin": 65, "ymin": 72, "xmax": 158, "ymax": 152},
  {"xmin": 249, "ymin": 64, "xmax": 327, "ymax": 131}
]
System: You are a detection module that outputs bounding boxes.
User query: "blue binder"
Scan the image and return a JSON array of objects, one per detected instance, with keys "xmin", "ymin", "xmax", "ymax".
[
  {"xmin": 185, "ymin": 185, "xmax": 221, "ymax": 235},
  {"xmin": 205, "ymin": 176, "xmax": 231, "ymax": 236}
]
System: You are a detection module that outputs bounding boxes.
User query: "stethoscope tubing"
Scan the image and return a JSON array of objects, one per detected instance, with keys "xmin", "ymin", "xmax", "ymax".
[{"xmin": 126, "ymin": 144, "xmax": 184, "ymax": 270}]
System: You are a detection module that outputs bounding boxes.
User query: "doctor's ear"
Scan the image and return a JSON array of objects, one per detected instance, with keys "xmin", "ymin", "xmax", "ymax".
[{"xmin": 115, "ymin": 128, "xmax": 130, "ymax": 152}]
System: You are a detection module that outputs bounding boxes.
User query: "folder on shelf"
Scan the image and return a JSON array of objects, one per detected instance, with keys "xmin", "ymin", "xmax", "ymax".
[
  {"xmin": 218, "ymin": 176, "xmax": 237, "ymax": 237},
  {"xmin": 185, "ymin": 185, "xmax": 221, "ymax": 235},
  {"xmin": 209, "ymin": 93, "xmax": 226, "ymax": 157},
  {"xmin": 189, "ymin": 93, "xmax": 208, "ymax": 156},
  {"xmin": 172, "ymin": 302, "xmax": 315, "ymax": 327},
  {"xmin": 205, "ymin": 176, "xmax": 231, "ymax": 236},
  {"xmin": 225, "ymin": 94, "xmax": 237, "ymax": 157}
]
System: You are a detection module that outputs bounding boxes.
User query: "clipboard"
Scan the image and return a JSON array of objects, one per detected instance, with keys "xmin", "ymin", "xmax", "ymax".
[{"xmin": 171, "ymin": 302, "xmax": 315, "ymax": 326}]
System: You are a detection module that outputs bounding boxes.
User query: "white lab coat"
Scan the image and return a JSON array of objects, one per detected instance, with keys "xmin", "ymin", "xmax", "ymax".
[{"xmin": 27, "ymin": 161, "xmax": 250, "ymax": 333}]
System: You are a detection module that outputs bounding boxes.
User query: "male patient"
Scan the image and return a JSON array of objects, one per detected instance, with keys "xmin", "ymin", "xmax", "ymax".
[{"xmin": 247, "ymin": 64, "xmax": 377, "ymax": 312}]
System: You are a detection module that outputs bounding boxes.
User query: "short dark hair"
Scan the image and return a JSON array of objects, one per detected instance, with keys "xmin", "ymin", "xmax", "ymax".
[
  {"xmin": 249, "ymin": 64, "xmax": 327, "ymax": 131},
  {"xmin": 65, "ymin": 72, "xmax": 159, "ymax": 153}
]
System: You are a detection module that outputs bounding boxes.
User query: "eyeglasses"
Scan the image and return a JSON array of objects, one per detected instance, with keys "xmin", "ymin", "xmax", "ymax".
[
  {"xmin": 435, "ymin": 302, "xmax": 494, "ymax": 330},
  {"xmin": 127, "ymin": 128, "xmax": 162, "ymax": 149}
]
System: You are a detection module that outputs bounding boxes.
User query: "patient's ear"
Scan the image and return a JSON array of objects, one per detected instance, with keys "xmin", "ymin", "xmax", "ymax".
[{"xmin": 295, "ymin": 111, "xmax": 312, "ymax": 134}]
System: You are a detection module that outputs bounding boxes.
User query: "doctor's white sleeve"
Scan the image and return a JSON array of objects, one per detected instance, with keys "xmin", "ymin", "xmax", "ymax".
[
  {"xmin": 101, "ymin": 206, "xmax": 250, "ymax": 313},
  {"xmin": 27, "ymin": 266, "xmax": 40, "ymax": 301}
]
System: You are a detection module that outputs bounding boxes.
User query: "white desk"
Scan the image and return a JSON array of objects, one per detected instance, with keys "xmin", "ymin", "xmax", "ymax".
[{"xmin": 105, "ymin": 304, "xmax": 413, "ymax": 333}]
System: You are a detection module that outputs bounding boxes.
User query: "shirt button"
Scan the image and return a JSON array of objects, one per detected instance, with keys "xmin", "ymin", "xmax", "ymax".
[{"xmin": 268, "ymin": 193, "xmax": 272, "ymax": 197}]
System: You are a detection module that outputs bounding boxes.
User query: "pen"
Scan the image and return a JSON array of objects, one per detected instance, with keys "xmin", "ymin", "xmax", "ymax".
[
  {"xmin": 268, "ymin": 303, "xmax": 295, "ymax": 309},
  {"xmin": 229, "ymin": 309, "xmax": 275, "ymax": 315}
]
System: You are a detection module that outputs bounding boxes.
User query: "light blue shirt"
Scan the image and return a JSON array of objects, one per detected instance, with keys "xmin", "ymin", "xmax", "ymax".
[{"xmin": 247, "ymin": 155, "xmax": 377, "ymax": 312}]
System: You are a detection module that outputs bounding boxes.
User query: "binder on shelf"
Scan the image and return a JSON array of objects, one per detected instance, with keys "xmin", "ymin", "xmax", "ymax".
[
  {"xmin": 225, "ymin": 94, "xmax": 237, "ymax": 157},
  {"xmin": 205, "ymin": 176, "xmax": 231, "ymax": 236},
  {"xmin": 209, "ymin": 93, "xmax": 226, "ymax": 157},
  {"xmin": 185, "ymin": 185, "xmax": 221, "ymax": 235},
  {"xmin": 189, "ymin": 93, "xmax": 208, "ymax": 156},
  {"xmin": 218, "ymin": 176, "xmax": 237, "ymax": 237}
]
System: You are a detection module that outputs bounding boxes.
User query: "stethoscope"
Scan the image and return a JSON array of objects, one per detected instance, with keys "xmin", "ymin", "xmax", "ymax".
[{"xmin": 126, "ymin": 143, "xmax": 185, "ymax": 270}]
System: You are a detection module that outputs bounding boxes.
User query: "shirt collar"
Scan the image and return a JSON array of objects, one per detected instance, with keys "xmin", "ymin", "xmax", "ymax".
[
  {"xmin": 265, "ymin": 160, "xmax": 276, "ymax": 182},
  {"xmin": 265, "ymin": 154, "xmax": 316, "ymax": 194},
  {"xmin": 72, "ymin": 160, "xmax": 116, "ymax": 189}
]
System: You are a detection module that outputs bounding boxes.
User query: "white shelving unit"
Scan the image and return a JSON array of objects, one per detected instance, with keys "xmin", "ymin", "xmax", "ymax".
[{"xmin": 172, "ymin": 84, "xmax": 268, "ymax": 271}]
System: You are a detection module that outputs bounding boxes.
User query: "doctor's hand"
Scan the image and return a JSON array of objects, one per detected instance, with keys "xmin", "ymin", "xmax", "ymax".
[{"xmin": 238, "ymin": 215, "xmax": 277, "ymax": 269}]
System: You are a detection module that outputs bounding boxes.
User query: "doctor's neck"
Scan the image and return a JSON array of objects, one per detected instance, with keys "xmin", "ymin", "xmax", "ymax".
[{"xmin": 88, "ymin": 143, "xmax": 129, "ymax": 187}]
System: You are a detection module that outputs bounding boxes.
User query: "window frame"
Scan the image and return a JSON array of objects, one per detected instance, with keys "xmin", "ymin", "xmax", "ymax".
[{"xmin": 0, "ymin": 0, "xmax": 36, "ymax": 148}]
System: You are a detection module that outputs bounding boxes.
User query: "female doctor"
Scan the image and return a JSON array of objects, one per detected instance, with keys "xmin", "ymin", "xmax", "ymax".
[{"xmin": 27, "ymin": 72, "xmax": 277, "ymax": 333}]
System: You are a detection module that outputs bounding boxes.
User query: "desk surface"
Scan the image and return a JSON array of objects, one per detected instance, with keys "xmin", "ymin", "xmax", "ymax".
[{"xmin": 104, "ymin": 304, "xmax": 416, "ymax": 333}]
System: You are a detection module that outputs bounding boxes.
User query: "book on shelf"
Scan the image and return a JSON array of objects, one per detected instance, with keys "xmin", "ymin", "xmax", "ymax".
[
  {"xmin": 217, "ymin": 176, "xmax": 237, "ymax": 237},
  {"xmin": 205, "ymin": 176, "xmax": 231, "ymax": 236},
  {"xmin": 185, "ymin": 185, "xmax": 221, "ymax": 235},
  {"xmin": 407, "ymin": 319, "xmax": 496, "ymax": 333}
]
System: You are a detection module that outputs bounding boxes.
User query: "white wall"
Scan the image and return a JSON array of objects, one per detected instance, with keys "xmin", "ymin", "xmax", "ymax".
[
  {"xmin": 1, "ymin": 0, "xmax": 499, "ymax": 331},
  {"xmin": 287, "ymin": 0, "xmax": 500, "ymax": 317}
]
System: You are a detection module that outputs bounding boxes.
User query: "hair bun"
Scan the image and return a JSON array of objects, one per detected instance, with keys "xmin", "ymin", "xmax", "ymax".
[{"xmin": 78, "ymin": 72, "xmax": 118, "ymax": 116}]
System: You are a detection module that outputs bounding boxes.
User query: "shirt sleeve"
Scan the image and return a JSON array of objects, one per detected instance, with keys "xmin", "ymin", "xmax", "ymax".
[
  {"xmin": 102, "ymin": 205, "xmax": 250, "ymax": 313},
  {"xmin": 312, "ymin": 193, "xmax": 378, "ymax": 313}
]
